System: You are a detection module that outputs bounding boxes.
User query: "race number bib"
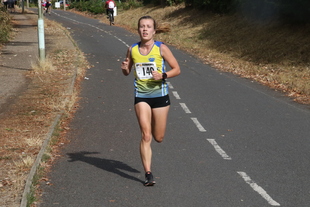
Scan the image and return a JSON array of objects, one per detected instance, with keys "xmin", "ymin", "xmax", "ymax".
[{"xmin": 135, "ymin": 62, "xmax": 157, "ymax": 80}]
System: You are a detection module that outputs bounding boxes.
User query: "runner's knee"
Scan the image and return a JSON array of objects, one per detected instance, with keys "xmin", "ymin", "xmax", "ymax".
[
  {"xmin": 154, "ymin": 135, "xmax": 164, "ymax": 143},
  {"xmin": 142, "ymin": 132, "xmax": 152, "ymax": 142}
]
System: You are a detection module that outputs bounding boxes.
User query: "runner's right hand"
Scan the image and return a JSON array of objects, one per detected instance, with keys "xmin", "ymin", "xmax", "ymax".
[{"xmin": 121, "ymin": 58, "xmax": 129, "ymax": 70}]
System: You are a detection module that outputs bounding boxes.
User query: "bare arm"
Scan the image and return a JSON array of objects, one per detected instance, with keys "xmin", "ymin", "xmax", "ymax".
[
  {"xmin": 121, "ymin": 47, "xmax": 133, "ymax": 76},
  {"xmin": 152, "ymin": 44, "xmax": 181, "ymax": 80}
]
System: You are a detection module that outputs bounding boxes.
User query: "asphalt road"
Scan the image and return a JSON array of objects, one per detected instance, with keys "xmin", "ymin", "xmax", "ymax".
[{"xmin": 39, "ymin": 9, "xmax": 310, "ymax": 207}]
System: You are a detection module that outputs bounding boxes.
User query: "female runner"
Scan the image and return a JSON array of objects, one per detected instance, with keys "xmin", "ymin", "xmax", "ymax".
[{"xmin": 121, "ymin": 16, "xmax": 181, "ymax": 186}]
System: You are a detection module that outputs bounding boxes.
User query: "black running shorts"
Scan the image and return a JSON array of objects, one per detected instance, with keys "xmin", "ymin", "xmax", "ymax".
[{"xmin": 134, "ymin": 95, "xmax": 170, "ymax": 109}]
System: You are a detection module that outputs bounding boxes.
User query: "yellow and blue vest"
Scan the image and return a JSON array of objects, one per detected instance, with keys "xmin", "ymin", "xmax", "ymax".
[{"xmin": 131, "ymin": 41, "xmax": 168, "ymax": 98}]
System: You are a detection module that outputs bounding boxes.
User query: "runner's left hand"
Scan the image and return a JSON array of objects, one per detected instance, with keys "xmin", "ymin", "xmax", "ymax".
[{"xmin": 152, "ymin": 71, "xmax": 162, "ymax": 80}]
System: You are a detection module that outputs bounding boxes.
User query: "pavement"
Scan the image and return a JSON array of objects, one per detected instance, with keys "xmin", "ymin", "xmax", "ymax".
[{"xmin": 0, "ymin": 11, "xmax": 38, "ymax": 114}]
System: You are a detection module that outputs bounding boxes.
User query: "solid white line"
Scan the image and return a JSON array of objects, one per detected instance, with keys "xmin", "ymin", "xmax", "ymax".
[
  {"xmin": 191, "ymin": 118, "xmax": 206, "ymax": 132},
  {"xmin": 172, "ymin": 91, "xmax": 181, "ymax": 99},
  {"xmin": 237, "ymin": 171, "xmax": 281, "ymax": 206},
  {"xmin": 207, "ymin": 139, "xmax": 232, "ymax": 160},
  {"xmin": 180, "ymin": 103, "xmax": 191, "ymax": 113}
]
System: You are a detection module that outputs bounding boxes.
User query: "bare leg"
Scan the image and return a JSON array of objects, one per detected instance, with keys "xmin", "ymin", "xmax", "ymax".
[
  {"xmin": 151, "ymin": 106, "xmax": 170, "ymax": 143},
  {"xmin": 135, "ymin": 102, "xmax": 153, "ymax": 172},
  {"xmin": 135, "ymin": 102, "xmax": 170, "ymax": 173}
]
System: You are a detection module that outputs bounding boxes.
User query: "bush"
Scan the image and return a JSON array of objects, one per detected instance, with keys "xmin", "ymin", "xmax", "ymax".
[
  {"xmin": 184, "ymin": 0, "xmax": 234, "ymax": 13},
  {"xmin": 0, "ymin": 6, "xmax": 12, "ymax": 43},
  {"xmin": 143, "ymin": 0, "xmax": 183, "ymax": 6},
  {"xmin": 120, "ymin": 0, "xmax": 143, "ymax": 10},
  {"xmin": 235, "ymin": 0, "xmax": 310, "ymax": 23},
  {"xmin": 87, "ymin": 0, "xmax": 105, "ymax": 14},
  {"xmin": 70, "ymin": 0, "xmax": 105, "ymax": 14},
  {"xmin": 70, "ymin": 0, "xmax": 143, "ymax": 12}
]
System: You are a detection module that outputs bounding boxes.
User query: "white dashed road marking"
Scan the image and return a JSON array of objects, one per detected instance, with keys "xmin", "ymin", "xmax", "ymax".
[
  {"xmin": 180, "ymin": 103, "xmax": 191, "ymax": 114},
  {"xmin": 237, "ymin": 172, "xmax": 281, "ymax": 206},
  {"xmin": 167, "ymin": 82, "xmax": 174, "ymax": 89},
  {"xmin": 207, "ymin": 139, "xmax": 232, "ymax": 160},
  {"xmin": 172, "ymin": 91, "xmax": 181, "ymax": 99},
  {"xmin": 191, "ymin": 118, "xmax": 206, "ymax": 132},
  {"xmin": 53, "ymin": 12, "xmax": 281, "ymax": 206}
]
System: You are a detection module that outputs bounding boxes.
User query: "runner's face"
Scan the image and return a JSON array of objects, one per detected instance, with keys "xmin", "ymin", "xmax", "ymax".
[{"xmin": 138, "ymin": 19, "xmax": 155, "ymax": 42}]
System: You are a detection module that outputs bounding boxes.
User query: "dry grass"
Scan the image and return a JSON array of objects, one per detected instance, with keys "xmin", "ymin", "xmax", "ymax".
[
  {"xmin": 112, "ymin": 3, "xmax": 310, "ymax": 104},
  {"xmin": 0, "ymin": 18, "xmax": 88, "ymax": 206}
]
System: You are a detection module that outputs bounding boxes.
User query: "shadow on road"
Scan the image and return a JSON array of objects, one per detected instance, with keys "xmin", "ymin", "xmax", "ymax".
[{"xmin": 67, "ymin": 151, "xmax": 143, "ymax": 184}]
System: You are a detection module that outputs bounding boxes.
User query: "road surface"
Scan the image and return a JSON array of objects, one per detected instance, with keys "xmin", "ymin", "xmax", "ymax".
[{"xmin": 39, "ymin": 9, "xmax": 310, "ymax": 207}]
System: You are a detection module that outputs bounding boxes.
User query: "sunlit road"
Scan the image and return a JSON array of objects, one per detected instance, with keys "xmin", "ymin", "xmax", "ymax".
[{"xmin": 39, "ymin": 9, "xmax": 310, "ymax": 207}]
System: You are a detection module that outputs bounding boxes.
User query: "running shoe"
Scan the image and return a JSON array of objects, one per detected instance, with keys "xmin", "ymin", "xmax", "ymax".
[{"xmin": 144, "ymin": 171, "xmax": 156, "ymax": 186}]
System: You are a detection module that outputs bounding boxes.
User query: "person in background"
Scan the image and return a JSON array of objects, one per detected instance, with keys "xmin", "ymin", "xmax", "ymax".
[
  {"xmin": 3, "ymin": 0, "xmax": 8, "ymax": 10},
  {"xmin": 41, "ymin": 0, "xmax": 46, "ymax": 13},
  {"xmin": 105, "ymin": 0, "xmax": 115, "ymax": 25},
  {"xmin": 8, "ymin": 0, "xmax": 15, "ymax": 12},
  {"xmin": 121, "ymin": 16, "xmax": 181, "ymax": 186},
  {"xmin": 45, "ymin": 0, "xmax": 51, "ymax": 15}
]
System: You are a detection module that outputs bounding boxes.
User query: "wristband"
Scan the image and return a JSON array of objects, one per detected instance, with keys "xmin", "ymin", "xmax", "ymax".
[{"xmin": 162, "ymin": 72, "xmax": 167, "ymax": 80}]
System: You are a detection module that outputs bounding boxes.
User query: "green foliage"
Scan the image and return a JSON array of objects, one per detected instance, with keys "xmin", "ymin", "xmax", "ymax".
[
  {"xmin": 277, "ymin": 0, "xmax": 310, "ymax": 23},
  {"xmin": 236, "ymin": 0, "xmax": 310, "ymax": 23},
  {"xmin": 184, "ymin": 0, "xmax": 234, "ymax": 13},
  {"xmin": 69, "ymin": 0, "xmax": 310, "ymax": 23},
  {"xmin": 70, "ymin": 0, "xmax": 105, "ymax": 14},
  {"xmin": 119, "ymin": 0, "xmax": 143, "ymax": 10},
  {"xmin": 71, "ymin": 0, "xmax": 142, "ymax": 12},
  {"xmin": 0, "ymin": 7, "xmax": 11, "ymax": 44},
  {"xmin": 182, "ymin": 0, "xmax": 310, "ymax": 23},
  {"xmin": 144, "ymin": 0, "xmax": 183, "ymax": 6}
]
